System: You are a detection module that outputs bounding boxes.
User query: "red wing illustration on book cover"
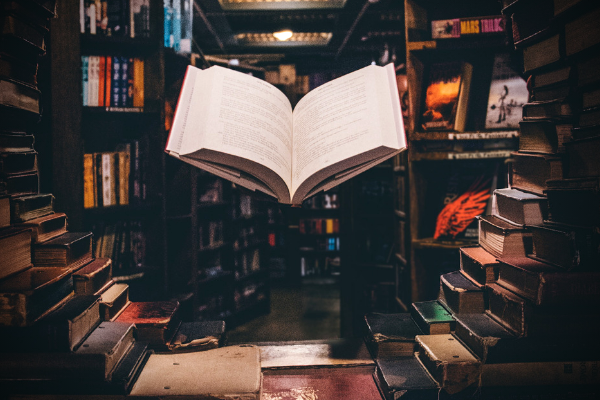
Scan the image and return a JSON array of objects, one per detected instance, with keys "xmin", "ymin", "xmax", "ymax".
[{"xmin": 434, "ymin": 175, "xmax": 492, "ymax": 240}]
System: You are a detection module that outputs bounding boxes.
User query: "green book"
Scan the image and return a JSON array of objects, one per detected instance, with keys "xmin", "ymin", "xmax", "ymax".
[{"xmin": 410, "ymin": 300, "xmax": 455, "ymax": 334}]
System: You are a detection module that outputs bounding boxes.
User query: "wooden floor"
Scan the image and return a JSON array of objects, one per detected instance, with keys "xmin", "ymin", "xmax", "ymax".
[{"xmin": 227, "ymin": 276, "xmax": 341, "ymax": 343}]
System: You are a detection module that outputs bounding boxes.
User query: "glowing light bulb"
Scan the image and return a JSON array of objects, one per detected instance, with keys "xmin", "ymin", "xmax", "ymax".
[{"xmin": 273, "ymin": 30, "xmax": 293, "ymax": 41}]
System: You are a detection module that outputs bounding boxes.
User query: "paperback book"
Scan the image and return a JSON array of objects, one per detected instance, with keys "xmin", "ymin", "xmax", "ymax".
[{"xmin": 485, "ymin": 53, "xmax": 528, "ymax": 130}]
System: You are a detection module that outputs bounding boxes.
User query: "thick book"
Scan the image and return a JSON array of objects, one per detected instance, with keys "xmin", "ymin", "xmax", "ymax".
[
  {"xmin": 166, "ymin": 320, "xmax": 226, "ymax": 352},
  {"xmin": 529, "ymin": 222, "xmax": 599, "ymax": 270},
  {"xmin": 522, "ymin": 99, "xmax": 572, "ymax": 119},
  {"xmin": 0, "ymin": 132, "xmax": 34, "ymax": 153},
  {"xmin": 410, "ymin": 300, "xmax": 455, "ymax": 335},
  {"xmin": 0, "ymin": 51, "xmax": 38, "ymax": 86},
  {"xmin": 0, "ymin": 321, "xmax": 135, "ymax": 382},
  {"xmin": 9, "ymin": 192, "xmax": 54, "ymax": 223},
  {"xmin": 36, "ymin": 294, "xmax": 101, "ymax": 351},
  {"xmin": 0, "ymin": 226, "xmax": 32, "ymax": 280},
  {"xmin": 14, "ymin": 211, "xmax": 67, "ymax": 243},
  {"xmin": 521, "ymin": 33, "xmax": 561, "ymax": 73},
  {"xmin": 0, "ymin": 266, "xmax": 74, "ymax": 327},
  {"xmin": 100, "ymin": 282, "xmax": 130, "ymax": 321},
  {"xmin": 496, "ymin": 256, "xmax": 600, "ymax": 305},
  {"xmin": 263, "ymin": 365, "xmax": 382, "ymax": 400},
  {"xmin": 363, "ymin": 312, "xmax": 423, "ymax": 358},
  {"xmin": 373, "ymin": 356, "xmax": 439, "ymax": 400},
  {"xmin": 438, "ymin": 271, "xmax": 485, "ymax": 314},
  {"xmin": 129, "ymin": 345, "xmax": 262, "ymax": 399},
  {"xmin": 491, "ymin": 187, "xmax": 547, "ymax": 226},
  {"xmin": 33, "ymin": 231, "xmax": 94, "ymax": 269},
  {"xmin": 459, "ymin": 245, "xmax": 499, "ymax": 286},
  {"xmin": 166, "ymin": 63, "xmax": 406, "ymax": 205},
  {"xmin": 4, "ymin": 170, "xmax": 38, "ymax": 196},
  {"xmin": 509, "ymin": 151, "xmax": 563, "ymax": 195},
  {"xmin": 477, "ymin": 215, "xmax": 532, "ymax": 258},
  {"xmin": 0, "ymin": 195, "xmax": 9, "ymax": 228},
  {"xmin": 545, "ymin": 177, "xmax": 600, "ymax": 226},
  {"xmin": 0, "ymin": 76, "xmax": 40, "ymax": 115},
  {"xmin": 420, "ymin": 61, "xmax": 472, "ymax": 132},
  {"xmin": 415, "ymin": 334, "xmax": 481, "ymax": 395},
  {"xmin": 518, "ymin": 118, "xmax": 572, "ymax": 154},
  {"xmin": 0, "ymin": 150, "xmax": 37, "ymax": 175},
  {"xmin": 115, "ymin": 300, "xmax": 181, "ymax": 345},
  {"xmin": 73, "ymin": 257, "xmax": 113, "ymax": 295},
  {"xmin": 485, "ymin": 53, "xmax": 528, "ymax": 130}
]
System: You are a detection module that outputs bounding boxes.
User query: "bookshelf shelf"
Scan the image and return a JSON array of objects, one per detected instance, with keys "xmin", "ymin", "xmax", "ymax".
[
  {"xmin": 409, "ymin": 149, "xmax": 514, "ymax": 161},
  {"xmin": 412, "ymin": 237, "xmax": 476, "ymax": 250},
  {"xmin": 410, "ymin": 130, "xmax": 519, "ymax": 141}
]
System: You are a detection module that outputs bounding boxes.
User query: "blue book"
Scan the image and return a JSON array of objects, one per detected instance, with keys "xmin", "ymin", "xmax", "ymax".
[
  {"xmin": 172, "ymin": 0, "xmax": 181, "ymax": 51},
  {"xmin": 111, "ymin": 56, "xmax": 121, "ymax": 107},
  {"xmin": 163, "ymin": 0, "xmax": 172, "ymax": 48},
  {"xmin": 119, "ymin": 56, "xmax": 128, "ymax": 108},
  {"xmin": 374, "ymin": 356, "xmax": 439, "ymax": 400},
  {"xmin": 82, "ymin": 56, "xmax": 89, "ymax": 106}
]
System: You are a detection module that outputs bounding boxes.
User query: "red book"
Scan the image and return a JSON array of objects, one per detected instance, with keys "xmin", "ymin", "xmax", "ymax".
[
  {"xmin": 98, "ymin": 56, "xmax": 105, "ymax": 107},
  {"xmin": 115, "ymin": 301, "xmax": 180, "ymax": 346}
]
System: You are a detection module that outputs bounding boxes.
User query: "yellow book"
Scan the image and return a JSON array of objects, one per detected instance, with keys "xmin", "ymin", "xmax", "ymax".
[
  {"xmin": 133, "ymin": 58, "xmax": 144, "ymax": 108},
  {"xmin": 83, "ymin": 153, "xmax": 96, "ymax": 208},
  {"xmin": 118, "ymin": 150, "xmax": 130, "ymax": 205}
]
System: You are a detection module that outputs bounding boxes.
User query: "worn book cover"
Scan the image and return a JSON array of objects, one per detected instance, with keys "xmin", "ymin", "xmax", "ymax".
[
  {"xmin": 4, "ymin": 170, "xmax": 38, "ymax": 197},
  {"xmin": 363, "ymin": 312, "xmax": 423, "ymax": 358},
  {"xmin": 421, "ymin": 61, "xmax": 472, "ymax": 131},
  {"xmin": 0, "ymin": 132, "xmax": 35, "ymax": 153},
  {"xmin": 491, "ymin": 187, "xmax": 547, "ymax": 226},
  {"xmin": 9, "ymin": 192, "xmax": 54, "ymax": 223},
  {"xmin": 33, "ymin": 231, "xmax": 93, "ymax": 269},
  {"xmin": 459, "ymin": 245, "xmax": 499, "ymax": 286},
  {"xmin": 485, "ymin": 53, "xmax": 528, "ymax": 130},
  {"xmin": 100, "ymin": 282, "xmax": 130, "ymax": 321},
  {"xmin": 478, "ymin": 215, "xmax": 532, "ymax": 258},
  {"xmin": 37, "ymin": 294, "xmax": 101, "ymax": 351},
  {"xmin": 438, "ymin": 271, "xmax": 485, "ymax": 314},
  {"xmin": 0, "ymin": 150, "xmax": 37, "ymax": 175},
  {"xmin": 263, "ymin": 365, "xmax": 382, "ymax": 400},
  {"xmin": 0, "ymin": 266, "xmax": 74, "ymax": 327},
  {"xmin": 0, "ymin": 226, "xmax": 32, "ymax": 281},
  {"xmin": 374, "ymin": 356, "xmax": 439, "ymax": 400},
  {"xmin": 518, "ymin": 118, "xmax": 572, "ymax": 154},
  {"xmin": 14, "ymin": 211, "xmax": 67, "ymax": 243},
  {"xmin": 115, "ymin": 300, "xmax": 181, "ymax": 345},
  {"xmin": 510, "ymin": 151, "xmax": 563, "ymax": 195},
  {"xmin": 167, "ymin": 320, "xmax": 226, "ymax": 352},
  {"xmin": 73, "ymin": 257, "xmax": 113, "ymax": 295},
  {"xmin": 129, "ymin": 345, "xmax": 262, "ymax": 399},
  {"xmin": 410, "ymin": 300, "xmax": 455, "ymax": 335}
]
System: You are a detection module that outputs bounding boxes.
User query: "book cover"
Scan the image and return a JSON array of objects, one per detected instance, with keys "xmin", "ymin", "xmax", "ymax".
[
  {"xmin": 410, "ymin": 300, "xmax": 455, "ymax": 335},
  {"xmin": 416, "ymin": 334, "xmax": 481, "ymax": 395},
  {"xmin": 438, "ymin": 271, "xmax": 485, "ymax": 314},
  {"xmin": 100, "ymin": 282, "xmax": 130, "ymax": 321},
  {"xmin": 491, "ymin": 187, "xmax": 547, "ymax": 226},
  {"xmin": 115, "ymin": 300, "xmax": 181, "ymax": 345},
  {"xmin": 9, "ymin": 192, "xmax": 54, "ymax": 223},
  {"xmin": 363, "ymin": 312, "xmax": 423, "ymax": 358},
  {"xmin": 166, "ymin": 320, "xmax": 226, "ymax": 352},
  {"xmin": 129, "ymin": 345, "xmax": 262, "ymax": 399},
  {"xmin": 431, "ymin": 19, "xmax": 460, "ymax": 39},
  {"xmin": 33, "ymin": 231, "xmax": 94, "ymax": 269},
  {"xmin": 0, "ymin": 226, "xmax": 32, "ymax": 280},
  {"xmin": 509, "ymin": 151, "xmax": 563, "ymax": 195},
  {"xmin": 421, "ymin": 61, "xmax": 472, "ymax": 131},
  {"xmin": 521, "ymin": 33, "xmax": 561, "ymax": 73},
  {"xmin": 263, "ymin": 365, "xmax": 383, "ymax": 400},
  {"xmin": 485, "ymin": 53, "xmax": 528, "ymax": 130},
  {"xmin": 459, "ymin": 246, "xmax": 500, "ymax": 286},
  {"xmin": 374, "ymin": 356, "xmax": 439, "ymax": 400},
  {"xmin": 83, "ymin": 152, "xmax": 96, "ymax": 208},
  {"xmin": 478, "ymin": 215, "xmax": 532, "ymax": 258},
  {"xmin": 14, "ymin": 211, "xmax": 67, "ymax": 243},
  {"xmin": 518, "ymin": 118, "xmax": 572, "ymax": 154},
  {"xmin": 73, "ymin": 257, "xmax": 113, "ymax": 295}
]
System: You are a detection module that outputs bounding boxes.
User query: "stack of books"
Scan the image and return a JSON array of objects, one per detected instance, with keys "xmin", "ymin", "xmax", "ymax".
[{"xmin": 366, "ymin": 1, "xmax": 600, "ymax": 397}]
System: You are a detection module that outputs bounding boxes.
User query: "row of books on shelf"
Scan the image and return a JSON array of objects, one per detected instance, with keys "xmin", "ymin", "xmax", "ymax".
[
  {"xmin": 92, "ymin": 220, "xmax": 147, "ymax": 272},
  {"xmin": 298, "ymin": 218, "xmax": 340, "ymax": 235},
  {"xmin": 81, "ymin": 55, "xmax": 144, "ymax": 109},
  {"xmin": 83, "ymin": 140, "xmax": 146, "ymax": 209},
  {"xmin": 233, "ymin": 248, "xmax": 260, "ymax": 279},
  {"xmin": 300, "ymin": 255, "xmax": 339, "ymax": 277},
  {"xmin": 301, "ymin": 190, "xmax": 339, "ymax": 209},
  {"xmin": 163, "ymin": 0, "xmax": 193, "ymax": 54},
  {"xmin": 79, "ymin": 0, "xmax": 150, "ymax": 39}
]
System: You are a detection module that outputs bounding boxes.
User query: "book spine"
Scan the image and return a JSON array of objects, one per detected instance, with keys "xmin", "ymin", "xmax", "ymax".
[
  {"xmin": 105, "ymin": 55, "xmax": 112, "ymax": 107},
  {"xmin": 164, "ymin": 0, "xmax": 173, "ymax": 48},
  {"xmin": 120, "ymin": 56, "xmax": 128, "ymax": 108},
  {"xmin": 98, "ymin": 56, "xmax": 105, "ymax": 107},
  {"xmin": 126, "ymin": 58, "xmax": 134, "ymax": 108},
  {"xmin": 83, "ymin": 153, "xmax": 95, "ymax": 208},
  {"xmin": 112, "ymin": 56, "xmax": 121, "ymax": 107},
  {"xmin": 172, "ymin": 0, "xmax": 181, "ymax": 52},
  {"xmin": 89, "ymin": 1, "xmax": 97, "ymax": 35},
  {"xmin": 81, "ymin": 56, "xmax": 89, "ymax": 106},
  {"xmin": 132, "ymin": 58, "xmax": 144, "ymax": 108},
  {"xmin": 119, "ymin": 150, "xmax": 130, "ymax": 205}
]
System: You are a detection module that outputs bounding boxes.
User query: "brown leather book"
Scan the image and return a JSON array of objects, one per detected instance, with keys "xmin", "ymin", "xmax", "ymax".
[
  {"xmin": 32, "ymin": 231, "xmax": 93, "ymax": 269},
  {"xmin": 115, "ymin": 300, "xmax": 180, "ymax": 346},
  {"xmin": 14, "ymin": 211, "xmax": 67, "ymax": 243}
]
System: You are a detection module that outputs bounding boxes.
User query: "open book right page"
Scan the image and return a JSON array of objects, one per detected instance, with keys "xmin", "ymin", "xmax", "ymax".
[{"xmin": 290, "ymin": 63, "xmax": 405, "ymax": 203}]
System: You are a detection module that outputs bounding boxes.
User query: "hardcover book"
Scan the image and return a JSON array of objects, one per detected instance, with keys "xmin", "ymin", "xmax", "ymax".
[
  {"xmin": 0, "ymin": 132, "xmax": 34, "ymax": 153},
  {"xmin": 0, "ymin": 150, "xmax": 37, "ymax": 175},
  {"xmin": 420, "ymin": 61, "xmax": 472, "ymax": 132},
  {"xmin": 477, "ymin": 215, "xmax": 532, "ymax": 258},
  {"xmin": 100, "ymin": 282, "xmax": 130, "ymax": 321},
  {"xmin": 509, "ymin": 151, "xmax": 563, "ymax": 195},
  {"xmin": 0, "ymin": 195, "xmax": 9, "ymax": 228},
  {"xmin": 37, "ymin": 294, "xmax": 101, "ymax": 351},
  {"xmin": 491, "ymin": 187, "xmax": 547, "ymax": 226},
  {"xmin": 166, "ymin": 63, "xmax": 406, "ymax": 205},
  {"xmin": 9, "ymin": 192, "xmax": 53, "ymax": 223},
  {"xmin": 129, "ymin": 345, "xmax": 262, "ymax": 399},
  {"xmin": 415, "ymin": 334, "xmax": 481, "ymax": 395},
  {"xmin": 33, "ymin": 231, "xmax": 94, "ymax": 269},
  {"xmin": 115, "ymin": 300, "xmax": 181, "ymax": 345},
  {"xmin": 521, "ymin": 33, "xmax": 560, "ymax": 73},
  {"xmin": 73, "ymin": 257, "xmax": 113, "ymax": 295},
  {"xmin": 166, "ymin": 320, "xmax": 226, "ymax": 352},
  {"xmin": 363, "ymin": 312, "xmax": 423, "ymax": 358},
  {"xmin": 438, "ymin": 271, "xmax": 485, "ymax": 314},
  {"xmin": 522, "ymin": 99, "xmax": 572, "ymax": 119},
  {"xmin": 263, "ymin": 365, "xmax": 383, "ymax": 400},
  {"xmin": 496, "ymin": 256, "xmax": 600, "ymax": 305},
  {"xmin": 374, "ymin": 356, "xmax": 439, "ymax": 400},
  {"xmin": 485, "ymin": 53, "xmax": 528, "ymax": 130},
  {"xmin": 0, "ymin": 226, "xmax": 32, "ymax": 280},
  {"xmin": 410, "ymin": 300, "xmax": 455, "ymax": 335},
  {"xmin": 0, "ymin": 76, "xmax": 40, "ymax": 115},
  {"xmin": 4, "ymin": 170, "xmax": 38, "ymax": 196},
  {"xmin": 14, "ymin": 211, "xmax": 67, "ymax": 243},
  {"xmin": 459, "ymin": 245, "xmax": 499, "ymax": 286},
  {"xmin": 518, "ymin": 118, "xmax": 572, "ymax": 154}
]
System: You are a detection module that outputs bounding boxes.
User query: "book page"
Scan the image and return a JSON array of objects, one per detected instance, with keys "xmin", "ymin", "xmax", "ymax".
[
  {"xmin": 291, "ymin": 64, "xmax": 402, "ymax": 196},
  {"xmin": 199, "ymin": 66, "xmax": 294, "ymax": 190}
]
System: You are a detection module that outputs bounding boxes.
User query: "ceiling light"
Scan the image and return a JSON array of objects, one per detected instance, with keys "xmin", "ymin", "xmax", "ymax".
[
  {"xmin": 235, "ymin": 32, "xmax": 332, "ymax": 47},
  {"xmin": 218, "ymin": 0, "xmax": 347, "ymax": 11},
  {"xmin": 273, "ymin": 30, "xmax": 293, "ymax": 41}
]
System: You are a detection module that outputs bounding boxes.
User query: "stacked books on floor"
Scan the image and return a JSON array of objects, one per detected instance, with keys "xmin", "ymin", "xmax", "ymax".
[{"xmin": 366, "ymin": 1, "xmax": 600, "ymax": 397}]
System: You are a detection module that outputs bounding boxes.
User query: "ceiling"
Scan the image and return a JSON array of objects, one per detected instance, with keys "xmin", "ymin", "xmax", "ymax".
[{"xmin": 190, "ymin": 0, "xmax": 405, "ymax": 72}]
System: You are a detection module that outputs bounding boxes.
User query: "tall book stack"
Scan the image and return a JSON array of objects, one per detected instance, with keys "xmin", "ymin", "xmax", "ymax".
[{"xmin": 370, "ymin": 0, "xmax": 600, "ymax": 398}]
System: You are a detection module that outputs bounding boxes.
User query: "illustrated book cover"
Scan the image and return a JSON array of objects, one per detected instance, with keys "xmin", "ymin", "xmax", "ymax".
[{"xmin": 485, "ymin": 53, "xmax": 528, "ymax": 130}]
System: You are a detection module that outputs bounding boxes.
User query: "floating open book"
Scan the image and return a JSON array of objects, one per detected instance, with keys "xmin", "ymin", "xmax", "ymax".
[{"xmin": 166, "ymin": 63, "xmax": 406, "ymax": 205}]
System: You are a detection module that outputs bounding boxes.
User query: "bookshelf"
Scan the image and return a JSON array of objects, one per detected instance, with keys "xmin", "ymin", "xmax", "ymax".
[{"xmin": 403, "ymin": 0, "xmax": 520, "ymax": 302}]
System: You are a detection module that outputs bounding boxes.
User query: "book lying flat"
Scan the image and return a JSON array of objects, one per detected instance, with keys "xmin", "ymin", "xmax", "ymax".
[
  {"xmin": 363, "ymin": 312, "xmax": 423, "ymax": 358},
  {"xmin": 115, "ymin": 301, "xmax": 181, "ymax": 346},
  {"xmin": 33, "ymin": 231, "xmax": 94, "ymax": 269},
  {"xmin": 73, "ymin": 257, "xmax": 113, "ymax": 295},
  {"xmin": 14, "ymin": 211, "xmax": 67, "ymax": 243},
  {"xmin": 410, "ymin": 300, "xmax": 455, "ymax": 334},
  {"xmin": 166, "ymin": 320, "xmax": 226, "ymax": 352},
  {"xmin": 129, "ymin": 345, "xmax": 262, "ymax": 399},
  {"xmin": 166, "ymin": 63, "xmax": 406, "ymax": 205},
  {"xmin": 438, "ymin": 271, "xmax": 485, "ymax": 314}
]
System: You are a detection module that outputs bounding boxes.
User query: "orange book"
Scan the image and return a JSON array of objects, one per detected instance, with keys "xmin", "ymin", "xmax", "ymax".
[
  {"xmin": 105, "ymin": 56, "xmax": 112, "ymax": 107},
  {"xmin": 133, "ymin": 58, "xmax": 144, "ymax": 108},
  {"xmin": 98, "ymin": 56, "xmax": 105, "ymax": 107}
]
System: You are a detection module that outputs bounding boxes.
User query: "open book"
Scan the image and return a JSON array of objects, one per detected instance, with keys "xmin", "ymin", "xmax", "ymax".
[{"xmin": 166, "ymin": 63, "xmax": 407, "ymax": 205}]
